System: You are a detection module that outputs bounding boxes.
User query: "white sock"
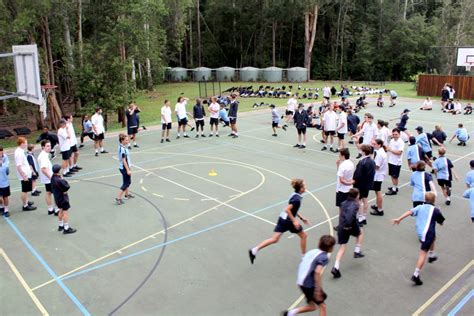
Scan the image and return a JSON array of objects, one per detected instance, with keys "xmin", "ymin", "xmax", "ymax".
[
  {"xmin": 288, "ymin": 309, "xmax": 298, "ymax": 316},
  {"xmin": 251, "ymin": 247, "xmax": 258, "ymax": 255},
  {"xmin": 428, "ymin": 251, "xmax": 436, "ymax": 258},
  {"xmin": 59, "ymin": 220, "xmax": 64, "ymax": 227},
  {"xmin": 4, "ymin": 207, "xmax": 9, "ymax": 213},
  {"xmin": 177, "ymin": 133, "xmax": 180, "ymax": 136},
  {"xmin": 446, "ymin": 197, "xmax": 451, "ymax": 201},
  {"xmin": 100, "ymin": 147, "xmax": 104, "ymax": 152},
  {"xmin": 63, "ymin": 171, "xmax": 68, "ymax": 176},
  {"xmin": 355, "ymin": 244, "xmax": 361, "ymax": 253},
  {"xmin": 334, "ymin": 260, "xmax": 340, "ymax": 269},
  {"xmin": 134, "ymin": 142, "xmax": 137, "ymax": 146},
  {"xmin": 32, "ymin": 187, "xmax": 37, "ymax": 192},
  {"xmin": 414, "ymin": 268, "xmax": 421, "ymax": 277},
  {"xmin": 48, "ymin": 206, "xmax": 53, "ymax": 211},
  {"xmin": 95, "ymin": 149, "xmax": 99, "ymax": 153},
  {"xmin": 64, "ymin": 222, "xmax": 69, "ymax": 230}
]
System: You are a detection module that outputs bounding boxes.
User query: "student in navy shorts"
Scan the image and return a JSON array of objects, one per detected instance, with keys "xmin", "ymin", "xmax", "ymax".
[
  {"xmin": 248, "ymin": 179, "xmax": 309, "ymax": 264},
  {"xmin": 0, "ymin": 146, "xmax": 11, "ymax": 217},
  {"xmin": 51, "ymin": 164, "xmax": 76, "ymax": 234}
]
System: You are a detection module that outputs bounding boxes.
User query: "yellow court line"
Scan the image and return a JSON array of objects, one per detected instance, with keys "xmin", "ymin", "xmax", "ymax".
[
  {"xmin": 412, "ymin": 260, "xmax": 473, "ymax": 316},
  {"xmin": 0, "ymin": 248, "xmax": 49, "ymax": 315}
]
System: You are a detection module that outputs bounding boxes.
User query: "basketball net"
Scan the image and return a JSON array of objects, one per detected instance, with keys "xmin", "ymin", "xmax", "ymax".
[{"xmin": 466, "ymin": 63, "xmax": 473, "ymax": 72}]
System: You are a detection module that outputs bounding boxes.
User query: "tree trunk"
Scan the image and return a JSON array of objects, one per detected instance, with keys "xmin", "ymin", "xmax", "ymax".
[
  {"xmin": 304, "ymin": 5, "xmax": 318, "ymax": 80},
  {"xmin": 188, "ymin": 6, "xmax": 193, "ymax": 68},
  {"xmin": 403, "ymin": 0, "xmax": 408, "ymax": 20},
  {"xmin": 196, "ymin": 0, "xmax": 202, "ymax": 67},
  {"xmin": 377, "ymin": 0, "xmax": 383, "ymax": 49},
  {"xmin": 42, "ymin": 16, "xmax": 55, "ymax": 86},
  {"xmin": 77, "ymin": 0, "xmax": 83, "ymax": 67},
  {"xmin": 288, "ymin": 18, "xmax": 294, "ymax": 67},
  {"xmin": 272, "ymin": 21, "xmax": 277, "ymax": 67},
  {"xmin": 339, "ymin": 5, "xmax": 349, "ymax": 80},
  {"xmin": 62, "ymin": 5, "xmax": 74, "ymax": 71}
]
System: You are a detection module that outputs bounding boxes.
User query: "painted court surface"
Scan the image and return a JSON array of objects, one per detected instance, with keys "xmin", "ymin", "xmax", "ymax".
[{"xmin": 1, "ymin": 97, "xmax": 473, "ymax": 315}]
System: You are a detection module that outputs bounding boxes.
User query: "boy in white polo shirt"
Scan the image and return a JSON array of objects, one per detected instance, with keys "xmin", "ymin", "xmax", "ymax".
[
  {"xmin": 321, "ymin": 103, "xmax": 338, "ymax": 152},
  {"xmin": 57, "ymin": 119, "xmax": 72, "ymax": 177},
  {"xmin": 335, "ymin": 107, "xmax": 348, "ymax": 152},
  {"xmin": 175, "ymin": 96, "xmax": 191, "ymax": 139},
  {"xmin": 38, "ymin": 140, "xmax": 59, "ymax": 215},
  {"xmin": 15, "ymin": 137, "xmax": 36, "ymax": 211},
  {"xmin": 91, "ymin": 107, "xmax": 108, "ymax": 156},
  {"xmin": 386, "ymin": 128, "xmax": 405, "ymax": 195},
  {"xmin": 370, "ymin": 139, "xmax": 388, "ymax": 216},
  {"xmin": 65, "ymin": 115, "xmax": 82, "ymax": 172},
  {"xmin": 208, "ymin": 96, "xmax": 220, "ymax": 137},
  {"xmin": 161, "ymin": 99, "xmax": 172, "ymax": 143}
]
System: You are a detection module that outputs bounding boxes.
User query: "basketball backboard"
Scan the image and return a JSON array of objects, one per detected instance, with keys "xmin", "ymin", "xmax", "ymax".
[
  {"xmin": 12, "ymin": 45, "xmax": 42, "ymax": 105},
  {"xmin": 456, "ymin": 47, "xmax": 474, "ymax": 71}
]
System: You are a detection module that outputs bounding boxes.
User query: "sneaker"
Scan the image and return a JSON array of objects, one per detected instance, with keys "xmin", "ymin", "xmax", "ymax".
[
  {"xmin": 196, "ymin": 134, "xmax": 200, "ymax": 138},
  {"xmin": 27, "ymin": 201, "xmax": 34, "ymax": 206},
  {"xmin": 31, "ymin": 191, "xmax": 41, "ymax": 196},
  {"xmin": 370, "ymin": 209, "xmax": 384, "ymax": 216},
  {"xmin": 334, "ymin": 148, "xmax": 339, "ymax": 153},
  {"xmin": 331, "ymin": 267, "xmax": 341, "ymax": 278},
  {"xmin": 215, "ymin": 134, "xmax": 219, "ymax": 137},
  {"xmin": 228, "ymin": 134, "xmax": 234, "ymax": 137},
  {"xmin": 411, "ymin": 275, "xmax": 423, "ymax": 286},
  {"xmin": 232, "ymin": 135, "xmax": 238, "ymax": 138},
  {"xmin": 201, "ymin": 134, "xmax": 206, "ymax": 138},
  {"xmin": 115, "ymin": 198, "xmax": 123, "ymax": 205},
  {"xmin": 161, "ymin": 139, "xmax": 164, "ymax": 143},
  {"xmin": 272, "ymin": 134, "xmax": 277, "ymax": 137},
  {"xmin": 281, "ymin": 311, "xmax": 288, "ymax": 316},
  {"xmin": 101, "ymin": 150, "xmax": 109, "ymax": 154},
  {"xmin": 248, "ymin": 249, "xmax": 256, "ymax": 264},
  {"xmin": 184, "ymin": 135, "xmax": 190, "ymax": 138},
  {"xmin": 124, "ymin": 194, "xmax": 135, "ymax": 199},
  {"xmin": 73, "ymin": 166, "xmax": 83, "ymax": 170},
  {"xmin": 428, "ymin": 256, "xmax": 438, "ymax": 263},
  {"xmin": 293, "ymin": 144, "xmax": 300, "ymax": 148},
  {"xmin": 282, "ymin": 125, "xmax": 287, "ymax": 131},
  {"xmin": 386, "ymin": 190, "xmax": 397, "ymax": 195},
  {"xmin": 354, "ymin": 252, "xmax": 365, "ymax": 258},
  {"xmin": 142, "ymin": 125, "xmax": 147, "ymax": 130},
  {"xmin": 166, "ymin": 138, "xmax": 171, "ymax": 142},
  {"xmin": 362, "ymin": 219, "xmax": 367, "ymax": 225},
  {"xmin": 54, "ymin": 211, "xmax": 59, "ymax": 216},
  {"xmin": 63, "ymin": 227, "xmax": 77, "ymax": 234},
  {"xmin": 299, "ymin": 145, "xmax": 306, "ymax": 149},
  {"xmin": 190, "ymin": 127, "xmax": 195, "ymax": 132},
  {"xmin": 457, "ymin": 142, "xmax": 463, "ymax": 146},
  {"xmin": 209, "ymin": 134, "xmax": 213, "ymax": 137},
  {"xmin": 320, "ymin": 139, "xmax": 326, "ymax": 144},
  {"xmin": 445, "ymin": 200, "xmax": 451, "ymax": 205},
  {"xmin": 3, "ymin": 211, "xmax": 10, "ymax": 218},
  {"xmin": 63, "ymin": 173, "xmax": 72, "ymax": 177},
  {"xmin": 321, "ymin": 147, "xmax": 327, "ymax": 151},
  {"xmin": 22, "ymin": 205, "xmax": 37, "ymax": 211},
  {"xmin": 348, "ymin": 140, "xmax": 354, "ymax": 144},
  {"xmin": 79, "ymin": 144, "xmax": 84, "ymax": 148},
  {"xmin": 34, "ymin": 189, "xmax": 42, "ymax": 193},
  {"xmin": 95, "ymin": 152, "xmax": 99, "ymax": 157},
  {"xmin": 370, "ymin": 205, "xmax": 378, "ymax": 211},
  {"xmin": 58, "ymin": 226, "xmax": 64, "ymax": 232},
  {"xmin": 48, "ymin": 209, "xmax": 55, "ymax": 215},
  {"xmin": 176, "ymin": 135, "xmax": 180, "ymax": 139},
  {"xmin": 356, "ymin": 153, "xmax": 362, "ymax": 159},
  {"xmin": 330, "ymin": 148, "xmax": 336, "ymax": 152},
  {"xmin": 133, "ymin": 144, "xmax": 139, "ymax": 148}
]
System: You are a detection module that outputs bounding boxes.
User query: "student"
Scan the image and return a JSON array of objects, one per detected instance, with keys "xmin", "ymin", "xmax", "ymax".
[
  {"xmin": 248, "ymin": 179, "xmax": 309, "ymax": 264},
  {"xmin": 286, "ymin": 94, "xmax": 298, "ymax": 124},
  {"xmin": 321, "ymin": 103, "xmax": 338, "ymax": 152},
  {"xmin": 323, "ymin": 84, "xmax": 331, "ymax": 102},
  {"xmin": 466, "ymin": 160, "xmax": 474, "ymax": 189},
  {"xmin": 432, "ymin": 148, "xmax": 459, "ymax": 205},
  {"xmin": 65, "ymin": 115, "xmax": 82, "ymax": 172},
  {"xmin": 376, "ymin": 94, "xmax": 384, "ymax": 107},
  {"xmin": 116, "ymin": 134, "xmax": 134, "ymax": 205},
  {"xmin": 293, "ymin": 104, "xmax": 310, "ymax": 149},
  {"xmin": 370, "ymin": 139, "xmax": 388, "ymax": 216},
  {"xmin": 15, "ymin": 137, "xmax": 36, "ymax": 211},
  {"xmin": 346, "ymin": 108, "xmax": 360, "ymax": 144},
  {"xmin": 431, "ymin": 125, "xmax": 447, "ymax": 147},
  {"xmin": 79, "ymin": 115, "xmax": 93, "ymax": 148},
  {"xmin": 228, "ymin": 93, "xmax": 239, "ymax": 138},
  {"xmin": 335, "ymin": 148, "xmax": 355, "ymax": 210},
  {"xmin": 270, "ymin": 104, "xmax": 287, "ymax": 136},
  {"xmin": 57, "ymin": 119, "xmax": 72, "ymax": 177},
  {"xmin": 26, "ymin": 144, "xmax": 41, "ymax": 197},
  {"xmin": 175, "ymin": 96, "xmax": 191, "ymax": 139},
  {"xmin": 331, "ymin": 188, "xmax": 365, "ymax": 279},
  {"xmin": 410, "ymin": 161, "xmax": 437, "ymax": 207},
  {"xmin": 353, "ymin": 144, "xmax": 376, "ymax": 226},
  {"xmin": 376, "ymin": 120, "xmax": 390, "ymax": 145},
  {"xmin": 406, "ymin": 136, "xmax": 423, "ymax": 171},
  {"xmin": 282, "ymin": 235, "xmax": 336, "ymax": 316},
  {"xmin": 0, "ymin": 147, "xmax": 11, "ymax": 217},
  {"xmin": 389, "ymin": 90, "xmax": 397, "ymax": 107},
  {"xmin": 463, "ymin": 187, "xmax": 474, "ymax": 223},
  {"xmin": 37, "ymin": 140, "xmax": 58, "ymax": 215},
  {"xmin": 353, "ymin": 113, "xmax": 377, "ymax": 159},
  {"xmin": 91, "ymin": 107, "xmax": 108, "ymax": 156},
  {"xmin": 452, "ymin": 99, "xmax": 462, "ymax": 115},
  {"xmin": 126, "ymin": 102, "xmax": 141, "ymax": 148},
  {"xmin": 208, "ymin": 96, "xmax": 220, "ymax": 137},
  {"xmin": 391, "ymin": 192, "xmax": 445, "ymax": 285},
  {"xmin": 386, "ymin": 128, "xmax": 405, "ymax": 195},
  {"xmin": 395, "ymin": 109, "xmax": 410, "ymax": 136},
  {"xmin": 464, "ymin": 102, "xmax": 472, "ymax": 115},
  {"xmin": 193, "ymin": 98, "xmax": 206, "ymax": 138},
  {"xmin": 419, "ymin": 97, "xmax": 433, "ymax": 110},
  {"xmin": 440, "ymin": 84, "xmax": 450, "ymax": 109},
  {"xmin": 415, "ymin": 126, "xmax": 433, "ymax": 167},
  {"xmin": 449, "ymin": 123, "xmax": 469, "ymax": 146},
  {"xmin": 160, "ymin": 99, "xmax": 172, "ymax": 143},
  {"xmin": 36, "ymin": 126, "xmax": 59, "ymax": 158},
  {"xmin": 335, "ymin": 107, "xmax": 348, "ymax": 151},
  {"xmin": 51, "ymin": 164, "xmax": 76, "ymax": 234},
  {"xmin": 219, "ymin": 103, "xmax": 230, "ymax": 127}
]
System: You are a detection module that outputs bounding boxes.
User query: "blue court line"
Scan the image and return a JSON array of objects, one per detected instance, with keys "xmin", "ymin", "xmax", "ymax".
[
  {"xmin": 60, "ymin": 181, "xmax": 336, "ymax": 281},
  {"xmin": 447, "ymin": 289, "xmax": 474, "ymax": 316},
  {"xmin": 5, "ymin": 218, "xmax": 91, "ymax": 315}
]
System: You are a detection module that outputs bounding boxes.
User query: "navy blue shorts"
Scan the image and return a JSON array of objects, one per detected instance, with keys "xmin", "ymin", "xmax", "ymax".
[
  {"xmin": 120, "ymin": 168, "xmax": 131, "ymax": 191},
  {"xmin": 274, "ymin": 217, "xmax": 303, "ymax": 234},
  {"xmin": 300, "ymin": 286, "xmax": 327, "ymax": 305},
  {"xmin": 0, "ymin": 186, "xmax": 11, "ymax": 197},
  {"xmin": 420, "ymin": 232, "xmax": 435, "ymax": 251}
]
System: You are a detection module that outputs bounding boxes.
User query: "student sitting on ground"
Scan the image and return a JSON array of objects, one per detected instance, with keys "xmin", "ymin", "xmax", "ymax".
[
  {"xmin": 419, "ymin": 97, "xmax": 433, "ymax": 110},
  {"xmin": 464, "ymin": 102, "xmax": 472, "ymax": 115},
  {"xmin": 449, "ymin": 123, "xmax": 469, "ymax": 146},
  {"xmin": 376, "ymin": 94, "xmax": 384, "ymax": 107}
]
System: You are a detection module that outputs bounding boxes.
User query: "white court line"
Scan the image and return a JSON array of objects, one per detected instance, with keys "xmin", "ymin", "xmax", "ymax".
[
  {"xmin": 170, "ymin": 167, "xmax": 244, "ymax": 194},
  {"xmin": 288, "ymin": 215, "xmax": 340, "ymax": 239}
]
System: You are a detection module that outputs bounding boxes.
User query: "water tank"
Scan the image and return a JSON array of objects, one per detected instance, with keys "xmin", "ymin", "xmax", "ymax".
[
  {"xmin": 263, "ymin": 67, "xmax": 283, "ymax": 82},
  {"xmin": 171, "ymin": 67, "xmax": 188, "ymax": 82},
  {"xmin": 287, "ymin": 67, "xmax": 308, "ymax": 82},
  {"xmin": 216, "ymin": 67, "xmax": 235, "ymax": 81},
  {"xmin": 240, "ymin": 67, "xmax": 259, "ymax": 82},
  {"xmin": 194, "ymin": 67, "xmax": 212, "ymax": 81}
]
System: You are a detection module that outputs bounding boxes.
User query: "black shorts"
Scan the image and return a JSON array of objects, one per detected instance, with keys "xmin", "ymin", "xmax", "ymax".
[
  {"xmin": 21, "ymin": 179, "xmax": 33, "ymax": 193},
  {"xmin": 210, "ymin": 117, "xmax": 219, "ymax": 126},
  {"xmin": 358, "ymin": 137, "xmax": 364, "ymax": 144},
  {"xmin": 441, "ymin": 97, "xmax": 448, "ymax": 102},
  {"xmin": 399, "ymin": 126, "xmax": 407, "ymax": 132},
  {"xmin": 391, "ymin": 96, "xmax": 397, "ymax": 100},
  {"xmin": 274, "ymin": 217, "xmax": 303, "ymax": 234},
  {"xmin": 45, "ymin": 183, "xmax": 52, "ymax": 193},
  {"xmin": 0, "ymin": 186, "xmax": 11, "ymax": 197},
  {"xmin": 337, "ymin": 133, "xmax": 345, "ymax": 140},
  {"xmin": 300, "ymin": 286, "xmax": 327, "ymax": 305},
  {"xmin": 424, "ymin": 151, "xmax": 432, "ymax": 159},
  {"xmin": 93, "ymin": 133, "xmax": 105, "ymax": 141},
  {"xmin": 58, "ymin": 201, "xmax": 71, "ymax": 211},
  {"xmin": 413, "ymin": 201, "xmax": 424, "ymax": 208},
  {"xmin": 120, "ymin": 168, "xmax": 131, "ymax": 191},
  {"xmin": 195, "ymin": 120, "xmax": 204, "ymax": 128},
  {"xmin": 324, "ymin": 96, "xmax": 330, "ymax": 101},
  {"xmin": 82, "ymin": 132, "xmax": 94, "ymax": 140},
  {"xmin": 286, "ymin": 110, "xmax": 294, "ymax": 116},
  {"xmin": 70, "ymin": 145, "xmax": 78, "ymax": 153},
  {"xmin": 437, "ymin": 179, "xmax": 452, "ymax": 188},
  {"xmin": 230, "ymin": 118, "xmax": 237, "ymax": 124},
  {"xmin": 61, "ymin": 150, "xmax": 71, "ymax": 161},
  {"xmin": 127, "ymin": 127, "xmax": 138, "ymax": 135},
  {"xmin": 335, "ymin": 191, "xmax": 349, "ymax": 207},
  {"xmin": 162, "ymin": 123, "xmax": 172, "ymax": 130},
  {"xmin": 297, "ymin": 127, "xmax": 307, "ymax": 135},
  {"xmin": 178, "ymin": 118, "xmax": 188, "ymax": 126},
  {"xmin": 372, "ymin": 181, "xmax": 382, "ymax": 192},
  {"xmin": 337, "ymin": 225, "xmax": 361, "ymax": 244},
  {"xmin": 356, "ymin": 188, "xmax": 369, "ymax": 199},
  {"xmin": 388, "ymin": 164, "xmax": 401, "ymax": 179},
  {"xmin": 272, "ymin": 122, "xmax": 279, "ymax": 128},
  {"xmin": 420, "ymin": 233, "xmax": 435, "ymax": 251},
  {"xmin": 325, "ymin": 130, "xmax": 335, "ymax": 136}
]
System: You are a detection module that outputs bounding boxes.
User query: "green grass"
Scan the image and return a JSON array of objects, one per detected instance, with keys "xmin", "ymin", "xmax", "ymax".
[{"xmin": 0, "ymin": 80, "xmax": 422, "ymax": 149}]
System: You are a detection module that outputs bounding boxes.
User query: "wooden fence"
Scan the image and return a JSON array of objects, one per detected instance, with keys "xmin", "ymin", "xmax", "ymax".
[{"xmin": 417, "ymin": 75, "xmax": 474, "ymax": 100}]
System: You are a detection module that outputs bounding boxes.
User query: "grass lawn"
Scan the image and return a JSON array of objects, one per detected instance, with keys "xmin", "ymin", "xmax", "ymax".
[{"xmin": 0, "ymin": 79, "xmax": 433, "ymax": 149}]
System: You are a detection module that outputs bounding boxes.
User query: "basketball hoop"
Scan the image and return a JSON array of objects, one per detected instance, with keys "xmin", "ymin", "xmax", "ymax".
[{"xmin": 466, "ymin": 63, "xmax": 473, "ymax": 72}]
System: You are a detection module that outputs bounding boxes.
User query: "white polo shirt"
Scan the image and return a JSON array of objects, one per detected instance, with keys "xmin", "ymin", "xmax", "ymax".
[
  {"xmin": 323, "ymin": 86, "xmax": 331, "ymax": 98},
  {"xmin": 336, "ymin": 159, "xmax": 354, "ymax": 193},
  {"xmin": 377, "ymin": 126, "xmax": 390, "ymax": 144},
  {"xmin": 388, "ymin": 138, "xmax": 405, "ymax": 166},
  {"xmin": 209, "ymin": 102, "xmax": 220, "ymax": 118},
  {"xmin": 175, "ymin": 102, "xmax": 187, "ymax": 120},
  {"xmin": 37, "ymin": 150, "xmax": 52, "ymax": 184},
  {"xmin": 287, "ymin": 98, "xmax": 297, "ymax": 112},
  {"xmin": 14, "ymin": 147, "xmax": 32, "ymax": 180},
  {"xmin": 67, "ymin": 122, "xmax": 78, "ymax": 146},
  {"xmin": 374, "ymin": 148, "xmax": 388, "ymax": 181},
  {"xmin": 362, "ymin": 122, "xmax": 377, "ymax": 144},
  {"xmin": 323, "ymin": 110, "xmax": 338, "ymax": 131},
  {"xmin": 58, "ymin": 127, "xmax": 71, "ymax": 152},
  {"xmin": 337, "ymin": 111, "xmax": 348, "ymax": 134},
  {"xmin": 91, "ymin": 113, "xmax": 105, "ymax": 134},
  {"xmin": 161, "ymin": 106, "xmax": 172, "ymax": 123}
]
